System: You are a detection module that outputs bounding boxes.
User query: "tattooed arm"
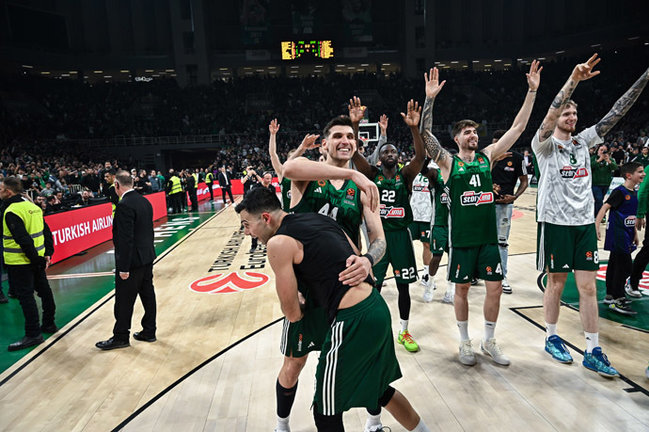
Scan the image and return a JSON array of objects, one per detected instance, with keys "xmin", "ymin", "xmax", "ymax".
[
  {"xmin": 595, "ymin": 66, "xmax": 649, "ymax": 138},
  {"xmin": 419, "ymin": 68, "xmax": 452, "ymax": 180}
]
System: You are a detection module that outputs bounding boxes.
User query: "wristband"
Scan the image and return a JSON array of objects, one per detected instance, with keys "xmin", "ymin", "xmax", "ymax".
[
  {"xmin": 528, "ymin": 90, "xmax": 537, "ymax": 93},
  {"xmin": 362, "ymin": 253, "xmax": 375, "ymax": 266}
]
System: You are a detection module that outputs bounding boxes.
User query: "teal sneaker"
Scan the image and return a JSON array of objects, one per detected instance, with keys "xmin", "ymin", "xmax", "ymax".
[
  {"xmin": 583, "ymin": 347, "xmax": 619, "ymax": 378},
  {"xmin": 545, "ymin": 335, "xmax": 573, "ymax": 364}
]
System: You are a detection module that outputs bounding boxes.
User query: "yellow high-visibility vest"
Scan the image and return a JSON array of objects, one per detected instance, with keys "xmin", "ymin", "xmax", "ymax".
[
  {"xmin": 169, "ymin": 176, "xmax": 182, "ymax": 194},
  {"xmin": 3, "ymin": 200, "xmax": 45, "ymax": 265}
]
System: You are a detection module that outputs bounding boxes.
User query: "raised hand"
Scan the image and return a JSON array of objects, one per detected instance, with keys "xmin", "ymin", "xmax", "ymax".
[
  {"xmin": 348, "ymin": 96, "xmax": 366, "ymax": 123},
  {"xmin": 269, "ymin": 118, "xmax": 280, "ymax": 135},
  {"xmin": 299, "ymin": 133, "xmax": 321, "ymax": 151},
  {"xmin": 424, "ymin": 67, "xmax": 446, "ymax": 99},
  {"xmin": 571, "ymin": 54, "xmax": 601, "ymax": 82},
  {"xmin": 526, "ymin": 60, "xmax": 543, "ymax": 91},
  {"xmin": 379, "ymin": 114, "xmax": 388, "ymax": 135},
  {"xmin": 400, "ymin": 99, "xmax": 422, "ymax": 128}
]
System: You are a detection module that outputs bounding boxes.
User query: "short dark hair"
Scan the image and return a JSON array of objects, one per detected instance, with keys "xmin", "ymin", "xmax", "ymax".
[
  {"xmin": 115, "ymin": 170, "xmax": 133, "ymax": 187},
  {"xmin": 452, "ymin": 119, "xmax": 479, "ymax": 138},
  {"xmin": 235, "ymin": 187, "xmax": 281, "ymax": 215},
  {"xmin": 1, "ymin": 176, "xmax": 23, "ymax": 194},
  {"xmin": 105, "ymin": 169, "xmax": 116, "ymax": 176},
  {"xmin": 620, "ymin": 162, "xmax": 642, "ymax": 179},
  {"xmin": 492, "ymin": 129, "xmax": 507, "ymax": 141},
  {"xmin": 323, "ymin": 115, "xmax": 353, "ymax": 138}
]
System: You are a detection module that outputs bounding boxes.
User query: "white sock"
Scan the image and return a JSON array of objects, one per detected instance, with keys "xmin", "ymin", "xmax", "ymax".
[
  {"xmin": 276, "ymin": 416, "xmax": 289, "ymax": 431},
  {"xmin": 410, "ymin": 419, "xmax": 431, "ymax": 432},
  {"xmin": 457, "ymin": 320, "xmax": 469, "ymax": 341},
  {"xmin": 546, "ymin": 323, "xmax": 557, "ymax": 338},
  {"xmin": 400, "ymin": 319, "xmax": 409, "ymax": 333},
  {"xmin": 365, "ymin": 413, "xmax": 381, "ymax": 429},
  {"xmin": 446, "ymin": 281, "xmax": 455, "ymax": 295},
  {"xmin": 484, "ymin": 321, "xmax": 496, "ymax": 341},
  {"xmin": 585, "ymin": 332, "xmax": 599, "ymax": 353}
]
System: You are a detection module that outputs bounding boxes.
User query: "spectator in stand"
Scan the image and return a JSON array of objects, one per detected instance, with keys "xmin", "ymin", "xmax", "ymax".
[
  {"xmin": 611, "ymin": 143, "xmax": 626, "ymax": 166},
  {"xmin": 82, "ymin": 168, "xmax": 101, "ymax": 196},
  {"xmin": 637, "ymin": 130, "xmax": 648, "ymax": 147},
  {"xmin": 591, "ymin": 144, "xmax": 618, "ymax": 218},
  {"xmin": 631, "ymin": 144, "xmax": 649, "ymax": 167},
  {"xmin": 149, "ymin": 170, "xmax": 161, "ymax": 192},
  {"xmin": 75, "ymin": 189, "xmax": 92, "ymax": 206}
]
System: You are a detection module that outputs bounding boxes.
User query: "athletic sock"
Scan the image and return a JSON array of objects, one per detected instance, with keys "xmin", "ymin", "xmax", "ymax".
[
  {"xmin": 364, "ymin": 412, "xmax": 382, "ymax": 429},
  {"xmin": 484, "ymin": 320, "xmax": 496, "ymax": 341},
  {"xmin": 585, "ymin": 332, "xmax": 599, "ymax": 353},
  {"xmin": 276, "ymin": 379, "xmax": 298, "ymax": 419},
  {"xmin": 410, "ymin": 419, "xmax": 431, "ymax": 432},
  {"xmin": 400, "ymin": 319, "xmax": 409, "ymax": 333},
  {"xmin": 545, "ymin": 323, "xmax": 557, "ymax": 338},
  {"xmin": 276, "ymin": 416, "xmax": 290, "ymax": 431},
  {"xmin": 457, "ymin": 320, "xmax": 469, "ymax": 342}
]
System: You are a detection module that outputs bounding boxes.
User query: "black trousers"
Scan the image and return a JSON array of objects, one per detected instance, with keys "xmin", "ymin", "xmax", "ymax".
[
  {"xmin": 606, "ymin": 251, "xmax": 632, "ymax": 299},
  {"xmin": 113, "ymin": 263, "xmax": 156, "ymax": 341},
  {"xmin": 221, "ymin": 186, "xmax": 234, "ymax": 204},
  {"xmin": 169, "ymin": 193, "xmax": 182, "ymax": 213},
  {"xmin": 630, "ymin": 227, "xmax": 649, "ymax": 290},
  {"xmin": 7, "ymin": 264, "xmax": 56, "ymax": 338},
  {"xmin": 188, "ymin": 189, "xmax": 198, "ymax": 211},
  {"xmin": 207, "ymin": 182, "xmax": 214, "ymax": 201}
]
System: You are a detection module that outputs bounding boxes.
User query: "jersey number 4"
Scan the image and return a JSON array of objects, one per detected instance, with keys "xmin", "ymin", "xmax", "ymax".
[
  {"xmin": 318, "ymin": 203, "xmax": 339, "ymax": 220},
  {"xmin": 468, "ymin": 174, "xmax": 481, "ymax": 188}
]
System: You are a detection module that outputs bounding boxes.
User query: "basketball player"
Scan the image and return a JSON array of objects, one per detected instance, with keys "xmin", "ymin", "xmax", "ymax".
[
  {"xmin": 351, "ymin": 98, "xmax": 428, "ymax": 354},
  {"xmin": 274, "ymin": 115, "xmax": 387, "ymax": 432},
  {"xmin": 533, "ymin": 54, "xmax": 649, "ymax": 377},
  {"xmin": 236, "ymin": 187, "xmax": 429, "ymax": 432},
  {"xmin": 408, "ymin": 160, "xmax": 434, "ymax": 299},
  {"xmin": 420, "ymin": 62, "xmax": 542, "ymax": 366}
]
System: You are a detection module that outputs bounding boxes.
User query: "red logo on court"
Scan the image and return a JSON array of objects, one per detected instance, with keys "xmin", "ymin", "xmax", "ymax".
[{"xmin": 189, "ymin": 272, "xmax": 270, "ymax": 294}]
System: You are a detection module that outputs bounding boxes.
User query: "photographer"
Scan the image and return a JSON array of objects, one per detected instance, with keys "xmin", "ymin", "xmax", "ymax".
[{"xmin": 591, "ymin": 144, "xmax": 618, "ymax": 218}]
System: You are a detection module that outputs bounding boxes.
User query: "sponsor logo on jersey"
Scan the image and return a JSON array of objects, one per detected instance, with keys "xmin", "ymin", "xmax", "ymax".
[
  {"xmin": 318, "ymin": 180, "xmax": 327, "ymax": 187},
  {"xmin": 625, "ymin": 195, "xmax": 631, "ymax": 200},
  {"xmin": 559, "ymin": 166, "xmax": 588, "ymax": 179},
  {"xmin": 189, "ymin": 271, "xmax": 270, "ymax": 294},
  {"xmin": 507, "ymin": 161, "xmax": 513, "ymax": 167},
  {"xmin": 298, "ymin": 333, "xmax": 303, "ymax": 351},
  {"xmin": 314, "ymin": 187, "xmax": 323, "ymax": 193},
  {"xmin": 395, "ymin": 269, "xmax": 401, "ymax": 277},
  {"xmin": 379, "ymin": 204, "xmax": 405, "ymax": 218},
  {"xmin": 625, "ymin": 216, "xmax": 636, "ymax": 227},
  {"xmin": 486, "ymin": 266, "xmax": 493, "ymax": 275},
  {"xmin": 345, "ymin": 188, "xmax": 356, "ymax": 201},
  {"xmin": 585, "ymin": 251, "xmax": 593, "ymax": 261},
  {"xmin": 440, "ymin": 193, "xmax": 449, "ymax": 204},
  {"xmin": 308, "ymin": 341, "xmax": 315, "ymax": 348},
  {"xmin": 478, "ymin": 157, "xmax": 485, "ymax": 164},
  {"xmin": 378, "ymin": 176, "xmax": 384, "ymax": 182},
  {"xmin": 550, "ymin": 254, "xmax": 554, "ymax": 269},
  {"xmin": 460, "ymin": 191, "xmax": 494, "ymax": 206},
  {"xmin": 412, "ymin": 184, "xmax": 430, "ymax": 193},
  {"xmin": 458, "ymin": 161, "xmax": 465, "ymax": 167}
]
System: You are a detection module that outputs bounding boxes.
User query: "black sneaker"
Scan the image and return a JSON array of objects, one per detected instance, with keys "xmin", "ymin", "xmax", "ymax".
[
  {"xmin": 470, "ymin": 278, "xmax": 479, "ymax": 286},
  {"xmin": 609, "ymin": 298, "xmax": 637, "ymax": 315},
  {"xmin": 603, "ymin": 295, "xmax": 615, "ymax": 305}
]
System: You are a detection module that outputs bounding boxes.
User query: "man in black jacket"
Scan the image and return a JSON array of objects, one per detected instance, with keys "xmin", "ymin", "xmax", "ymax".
[
  {"xmin": 1, "ymin": 177, "xmax": 57, "ymax": 351},
  {"xmin": 96, "ymin": 170, "xmax": 157, "ymax": 350},
  {"xmin": 217, "ymin": 166, "xmax": 235, "ymax": 205}
]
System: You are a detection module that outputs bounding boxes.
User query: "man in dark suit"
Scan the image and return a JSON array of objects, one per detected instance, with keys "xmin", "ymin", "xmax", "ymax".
[
  {"xmin": 217, "ymin": 166, "xmax": 235, "ymax": 205},
  {"xmin": 96, "ymin": 170, "xmax": 157, "ymax": 350}
]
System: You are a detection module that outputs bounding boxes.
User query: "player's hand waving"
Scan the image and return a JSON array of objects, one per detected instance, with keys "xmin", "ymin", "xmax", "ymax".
[
  {"xmin": 400, "ymin": 99, "xmax": 422, "ymax": 128},
  {"xmin": 379, "ymin": 114, "xmax": 388, "ymax": 135},
  {"xmin": 570, "ymin": 54, "xmax": 601, "ymax": 82},
  {"xmin": 269, "ymin": 118, "xmax": 280, "ymax": 135},
  {"xmin": 298, "ymin": 133, "xmax": 320, "ymax": 151},
  {"xmin": 348, "ymin": 96, "xmax": 366, "ymax": 123},
  {"xmin": 424, "ymin": 67, "xmax": 446, "ymax": 99},
  {"xmin": 526, "ymin": 60, "xmax": 542, "ymax": 91}
]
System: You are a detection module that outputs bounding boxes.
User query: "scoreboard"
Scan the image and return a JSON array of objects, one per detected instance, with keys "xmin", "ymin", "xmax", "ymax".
[{"xmin": 281, "ymin": 40, "xmax": 334, "ymax": 60}]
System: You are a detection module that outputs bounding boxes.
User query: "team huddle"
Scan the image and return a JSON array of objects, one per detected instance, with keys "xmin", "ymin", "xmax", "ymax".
[{"xmin": 236, "ymin": 55, "xmax": 649, "ymax": 432}]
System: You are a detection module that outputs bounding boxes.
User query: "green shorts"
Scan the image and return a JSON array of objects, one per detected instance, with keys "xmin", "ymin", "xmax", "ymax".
[
  {"xmin": 408, "ymin": 221, "xmax": 431, "ymax": 243},
  {"xmin": 448, "ymin": 244, "xmax": 503, "ymax": 283},
  {"xmin": 373, "ymin": 229, "xmax": 418, "ymax": 285},
  {"xmin": 537, "ymin": 222, "xmax": 599, "ymax": 272},
  {"xmin": 429, "ymin": 225, "xmax": 448, "ymax": 256},
  {"xmin": 280, "ymin": 294, "xmax": 328, "ymax": 358},
  {"xmin": 313, "ymin": 289, "xmax": 402, "ymax": 415}
]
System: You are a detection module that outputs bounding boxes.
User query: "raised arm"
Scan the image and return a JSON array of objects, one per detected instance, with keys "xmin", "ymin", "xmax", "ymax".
[
  {"xmin": 268, "ymin": 119, "xmax": 283, "ymax": 179},
  {"xmin": 348, "ymin": 96, "xmax": 377, "ymax": 179},
  {"xmin": 484, "ymin": 60, "xmax": 542, "ymax": 162},
  {"xmin": 399, "ymin": 99, "xmax": 427, "ymax": 185},
  {"xmin": 367, "ymin": 114, "xmax": 388, "ymax": 166},
  {"xmin": 419, "ymin": 68, "xmax": 452, "ymax": 174},
  {"xmin": 595, "ymin": 66, "xmax": 649, "ymax": 137},
  {"xmin": 536, "ymin": 54, "xmax": 601, "ymax": 147}
]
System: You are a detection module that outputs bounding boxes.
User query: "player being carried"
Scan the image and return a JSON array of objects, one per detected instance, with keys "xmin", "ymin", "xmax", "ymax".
[{"xmin": 420, "ymin": 62, "xmax": 542, "ymax": 366}]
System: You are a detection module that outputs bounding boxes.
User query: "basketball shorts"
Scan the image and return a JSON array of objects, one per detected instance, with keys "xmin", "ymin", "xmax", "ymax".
[
  {"xmin": 408, "ymin": 221, "xmax": 431, "ymax": 243},
  {"xmin": 280, "ymin": 293, "xmax": 328, "ymax": 358},
  {"xmin": 448, "ymin": 243, "xmax": 503, "ymax": 283},
  {"xmin": 372, "ymin": 229, "xmax": 418, "ymax": 286},
  {"xmin": 537, "ymin": 222, "xmax": 599, "ymax": 272},
  {"xmin": 313, "ymin": 289, "xmax": 402, "ymax": 415},
  {"xmin": 429, "ymin": 225, "xmax": 449, "ymax": 256}
]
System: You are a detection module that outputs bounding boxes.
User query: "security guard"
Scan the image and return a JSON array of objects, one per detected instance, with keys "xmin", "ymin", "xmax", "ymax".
[
  {"xmin": 205, "ymin": 169, "xmax": 215, "ymax": 202},
  {"xmin": 103, "ymin": 169, "xmax": 120, "ymax": 215},
  {"xmin": 1, "ymin": 177, "xmax": 57, "ymax": 351},
  {"xmin": 166, "ymin": 169, "xmax": 183, "ymax": 213}
]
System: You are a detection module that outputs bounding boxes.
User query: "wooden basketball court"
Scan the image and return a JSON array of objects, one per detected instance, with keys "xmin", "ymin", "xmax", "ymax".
[{"xmin": 0, "ymin": 190, "xmax": 648, "ymax": 432}]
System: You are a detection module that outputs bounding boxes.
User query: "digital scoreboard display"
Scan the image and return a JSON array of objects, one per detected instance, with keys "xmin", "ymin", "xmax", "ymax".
[{"xmin": 281, "ymin": 40, "xmax": 334, "ymax": 60}]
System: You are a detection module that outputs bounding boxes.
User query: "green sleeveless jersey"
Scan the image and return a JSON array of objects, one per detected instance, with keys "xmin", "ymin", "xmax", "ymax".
[
  {"xmin": 280, "ymin": 177, "xmax": 292, "ymax": 210},
  {"xmin": 291, "ymin": 179, "xmax": 363, "ymax": 248},
  {"xmin": 445, "ymin": 152, "xmax": 497, "ymax": 246},
  {"xmin": 431, "ymin": 170, "xmax": 449, "ymax": 227},
  {"xmin": 375, "ymin": 168, "xmax": 413, "ymax": 231}
]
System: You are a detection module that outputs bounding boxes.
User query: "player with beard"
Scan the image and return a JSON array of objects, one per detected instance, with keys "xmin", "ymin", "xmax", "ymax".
[
  {"xmin": 533, "ymin": 55, "xmax": 649, "ymax": 377},
  {"xmin": 417, "ymin": 62, "xmax": 541, "ymax": 366},
  {"xmin": 351, "ymin": 98, "xmax": 429, "ymax": 354},
  {"xmin": 272, "ymin": 116, "xmax": 387, "ymax": 432}
]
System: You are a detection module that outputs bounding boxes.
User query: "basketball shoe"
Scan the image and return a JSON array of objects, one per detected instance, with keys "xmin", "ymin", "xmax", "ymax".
[
  {"xmin": 502, "ymin": 278, "xmax": 512, "ymax": 294},
  {"xmin": 459, "ymin": 340, "xmax": 476, "ymax": 366},
  {"xmin": 398, "ymin": 330, "xmax": 419, "ymax": 352},
  {"xmin": 609, "ymin": 298, "xmax": 637, "ymax": 315},
  {"xmin": 583, "ymin": 347, "xmax": 619, "ymax": 378},
  {"xmin": 481, "ymin": 338, "xmax": 510, "ymax": 366},
  {"xmin": 422, "ymin": 280, "xmax": 435, "ymax": 303},
  {"xmin": 545, "ymin": 335, "xmax": 573, "ymax": 363}
]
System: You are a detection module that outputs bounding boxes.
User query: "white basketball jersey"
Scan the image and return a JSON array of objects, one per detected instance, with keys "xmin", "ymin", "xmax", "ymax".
[{"xmin": 410, "ymin": 173, "xmax": 432, "ymax": 222}]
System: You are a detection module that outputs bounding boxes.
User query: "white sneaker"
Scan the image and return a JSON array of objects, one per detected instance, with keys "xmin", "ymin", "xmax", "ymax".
[
  {"xmin": 422, "ymin": 280, "xmax": 435, "ymax": 302},
  {"xmin": 625, "ymin": 283, "xmax": 642, "ymax": 298},
  {"xmin": 442, "ymin": 291, "xmax": 454, "ymax": 304},
  {"xmin": 420, "ymin": 274, "xmax": 430, "ymax": 288},
  {"xmin": 502, "ymin": 278, "xmax": 512, "ymax": 294},
  {"xmin": 481, "ymin": 338, "xmax": 510, "ymax": 366},
  {"xmin": 459, "ymin": 340, "xmax": 477, "ymax": 366},
  {"xmin": 364, "ymin": 421, "xmax": 384, "ymax": 432}
]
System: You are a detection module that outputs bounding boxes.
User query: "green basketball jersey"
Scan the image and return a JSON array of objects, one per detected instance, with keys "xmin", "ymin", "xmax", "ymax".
[
  {"xmin": 431, "ymin": 170, "xmax": 449, "ymax": 227},
  {"xmin": 374, "ymin": 168, "xmax": 413, "ymax": 231},
  {"xmin": 445, "ymin": 152, "xmax": 497, "ymax": 247},
  {"xmin": 291, "ymin": 179, "xmax": 363, "ymax": 247},
  {"xmin": 281, "ymin": 177, "xmax": 292, "ymax": 210}
]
